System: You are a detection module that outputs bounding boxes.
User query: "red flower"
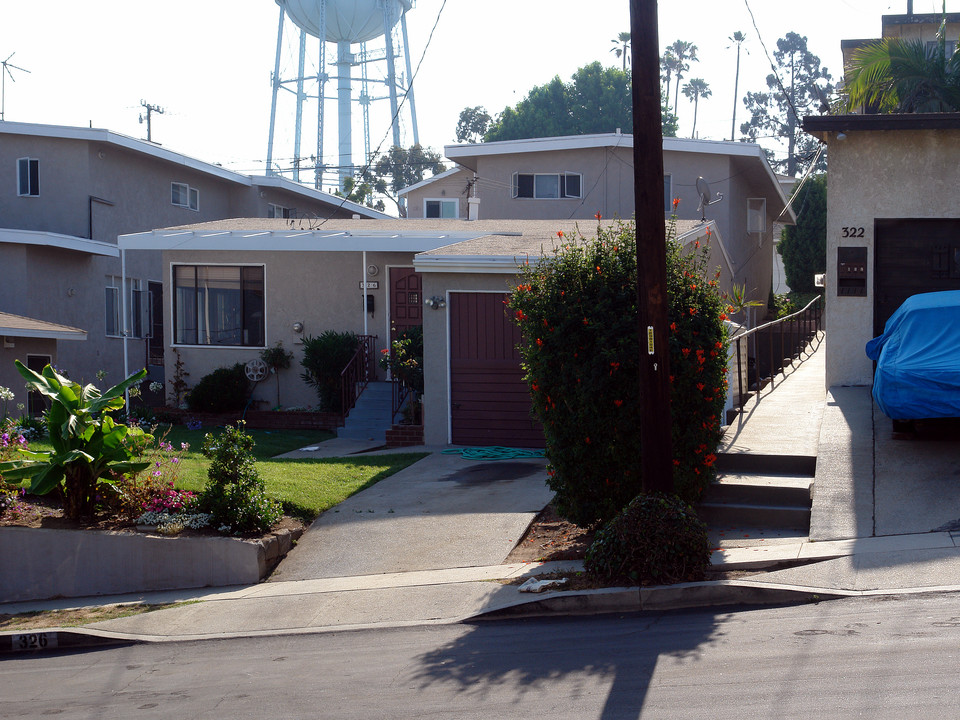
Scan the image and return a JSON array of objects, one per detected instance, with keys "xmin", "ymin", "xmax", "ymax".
[
  {"xmin": 697, "ymin": 382, "xmax": 705, "ymax": 391},
  {"xmin": 670, "ymin": 322, "xmax": 677, "ymax": 332},
  {"xmin": 681, "ymin": 347, "xmax": 691, "ymax": 357},
  {"xmin": 704, "ymin": 453, "xmax": 717, "ymax": 467},
  {"xmin": 595, "ymin": 212, "xmax": 602, "ymax": 221},
  {"xmin": 672, "ymin": 198, "xmax": 680, "ymax": 210},
  {"xmin": 719, "ymin": 313, "xmax": 727, "ymax": 321},
  {"xmin": 614, "ymin": 399, "xmax": 623, "ymax": 407},
  {"xmin": 536, "ymin": 338, "xmax": 543, "ymax": 347},
  {"xmin": 557, "ymin": 230, "xmax": 563, "ymax": 238},
  {"xmin": 531, "ymin": 382, "xmax": 539, "ymax": 392},
  {"xmin": 585, "ymin": 436, "xmax": 591, "ymax": 444}
]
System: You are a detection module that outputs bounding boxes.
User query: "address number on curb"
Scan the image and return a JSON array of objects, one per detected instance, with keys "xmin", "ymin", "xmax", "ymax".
[{"xmin": 11, "ymin": 632, "xmax": 58, "ymax": 652}]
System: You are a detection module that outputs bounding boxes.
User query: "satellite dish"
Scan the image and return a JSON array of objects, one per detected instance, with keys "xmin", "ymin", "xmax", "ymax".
[
  {"xmin": 244, "ymin": 358, "xmax": 269, "ymax": 382},
  {"xmin": 696, "ymin": 176, "xmax": 724, "ymax": 222}
]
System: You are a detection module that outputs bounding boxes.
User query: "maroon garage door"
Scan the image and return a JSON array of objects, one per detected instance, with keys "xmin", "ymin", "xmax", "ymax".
[{"xmin": 449, "ymin": 292, "xmax": 544, "ymax": 448}]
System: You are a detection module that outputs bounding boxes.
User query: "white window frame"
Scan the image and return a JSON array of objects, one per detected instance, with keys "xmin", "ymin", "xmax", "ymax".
[
  {"xmin": 424, "ymin": 198, "xmax": 459, "ymax": 219},
  {"xmin": 511, "ymin": 172, "xmax": 582, "ymax": 199},
  {"xmin": 268, "ymin": 203, "xmax": 291, "ymax": 219},
  {"xmin": 747, "ymin": 197, "xmax": 767, "ymax": 239},
  {"xmin": 105, "ymin": 283, "xmax": 120, "ymax": 337},
  {"xmin": 17, "ymin": 157, "xmax": 39, "ymax": 197},
  {"xmin": 171, "ymin": 182, "xmax": 199, "ymax": 211},
  {"xmin": 171, "ymin": 263, "xmax": 266, "ymax": 348}
]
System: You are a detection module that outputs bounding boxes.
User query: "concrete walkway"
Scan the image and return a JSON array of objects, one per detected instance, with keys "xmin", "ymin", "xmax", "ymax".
[{"xmin": 9, "ymin": 331, "xmax": 960, "ymax": 649}]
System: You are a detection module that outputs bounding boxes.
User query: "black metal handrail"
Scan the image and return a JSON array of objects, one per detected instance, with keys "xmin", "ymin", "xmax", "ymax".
[
  {"xmin": 728, "ymin": 295, "xmax": 823, "ymax": 411},
  {"xmin": 339, "ymin": 334, "xmax": 377, "ymax": 425}
]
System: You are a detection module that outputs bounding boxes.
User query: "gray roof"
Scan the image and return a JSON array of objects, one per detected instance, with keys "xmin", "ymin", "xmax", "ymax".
[{"xmin": 0, "ymin": 312, "xmax": 86, "ymax": 341}]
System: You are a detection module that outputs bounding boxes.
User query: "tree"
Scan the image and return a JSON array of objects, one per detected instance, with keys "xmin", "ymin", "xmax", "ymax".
[
  {"xmin": 611, "ymin": 31, "xmax": 631, "ymax": 71},
  {"xmin": 507, "ymin": 219, "xmax": 729, "ymax": 526},
  {"xmin": 740, "ymin": 32, "xmax": 832, "ymax": 177},
  {"xmin": 779, "ymin": 174, "xmax": 827, "ymax": 293},
  {"xmin": 485, "ymin": 62, "xmax": 633, "ymax": 142},
  {"xmin": 335, "ymin": 170, "xmax": 386, "ymax": 212},
  {"xmin": 667, "ymin": 40, "xmax": 698, "ymax": 115},
  {"xmin": 370, "ymin": 144, "xmax": 445, "ymax": 216},
  {"xmin": 682, "ymin": 78, "xmax": 712, "ymax": 138},
  {"xmin": 661, "ymin": 49, "xmax": 677, "ymax": 109},
  {"xmin": 728, "ymin": 31, "xmax": 747, "ymax": 140},
  {"xmin": 661, "ymin": 99, "xmax": 679, "ymax": 138},
  {"xmin": 454, "ymin": 106, "xmax": 492, "ymax": 143},
  {"xmin": 840, "ymin": 35, "xmax": 960, "ymax": 113}
]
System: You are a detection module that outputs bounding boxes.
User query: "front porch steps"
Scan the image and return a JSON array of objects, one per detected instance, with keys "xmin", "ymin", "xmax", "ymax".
[{"xmin": 336, "ymin": 381, "xmax": 393, "ymax": 444}]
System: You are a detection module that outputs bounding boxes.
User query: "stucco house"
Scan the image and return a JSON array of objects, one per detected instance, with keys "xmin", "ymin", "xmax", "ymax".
[
  {"xmin": 400, "ymin": 132, "xmax": 794, "ymax": 315},
  {"xmin": 119, "ymin": 217, "xmax": 717, "ymax": 447},
  {"xmin": 0, "ymin": 121, "xmax": 387, "ymax": 408},
  {"xmin": 803, "ymin": 112, "xmax": 960, "ymax": 387}
]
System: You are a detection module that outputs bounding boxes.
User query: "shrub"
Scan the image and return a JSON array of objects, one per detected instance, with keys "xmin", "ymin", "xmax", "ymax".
[
  {"xmin": 186, "ymin": 364, "xmax": 250, "ymax": 413},
  {"xmin": 508, "ymin": 218, "xmax": 729, "ymax": 527},
  {"xmin": 0, "ymin": 362, "xmax": 152, "ymax": 520},
  {"xmin": 779, "ymin": 174, "xmax": 826, "ymax": 293},
  {"xmin": 379, "ymin": 325, "xmax": 424, "ymax": 395},
  {"xmin": 584, "ymin": 493, "xmax": 710, "ymax": 585},
  {"xmin": 300, "ymin": 330, "xmax": 360, "ymax": 412},
  {"xmin": 200, "ymin": 422, "xmax": 281, "ymax": 534}
]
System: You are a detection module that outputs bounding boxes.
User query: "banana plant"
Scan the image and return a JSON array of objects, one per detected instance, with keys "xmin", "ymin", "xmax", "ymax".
[{"xmin": 0, "ymin": 361, "xmax": 152, "ymax": 520}]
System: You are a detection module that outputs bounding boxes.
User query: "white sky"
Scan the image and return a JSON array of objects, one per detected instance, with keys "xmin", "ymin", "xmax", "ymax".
[{"xmin": 0, "ymin": 0, "xmax": 950, "ymax": 189}]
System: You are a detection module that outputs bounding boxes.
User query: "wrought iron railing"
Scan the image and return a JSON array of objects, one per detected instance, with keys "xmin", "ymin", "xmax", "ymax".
[
  {"xmin": 339, "ymin": 334, "xmax": 377, "ymax": 425},
  {"xmin": 728, "ymin": 295, "xmax": 823, "ymax": 411}
]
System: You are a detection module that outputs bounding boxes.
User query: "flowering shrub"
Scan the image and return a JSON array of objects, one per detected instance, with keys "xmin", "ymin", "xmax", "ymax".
[
  {"xmin": 379, "ymin": 325, "xmax": 424, "ymax": 395},
  {"xmin": 507, "ymin": 217, "xmax": 728, "ymax": 526},
  {"xmin": 200, "ymin": 422, "xmax": 281, "ymax": 534}
]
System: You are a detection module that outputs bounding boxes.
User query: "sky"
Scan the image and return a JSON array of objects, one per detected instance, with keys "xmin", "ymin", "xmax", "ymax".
[{"xmin": 0, "ymin": 0, "xmax": 950, "ymax": 192}]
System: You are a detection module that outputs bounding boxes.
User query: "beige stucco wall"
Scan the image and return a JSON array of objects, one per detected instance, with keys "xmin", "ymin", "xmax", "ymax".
[
  {"xmin": 161, "ymin": 249, "xmax": 418, "ymax": 409},
  {"xmin": 404, "ymin": 169, "xmax": 474, "ymax": 219},
  {"xmin": 822, "ymin": 128, "xmax": 960, "ymax": 387}
]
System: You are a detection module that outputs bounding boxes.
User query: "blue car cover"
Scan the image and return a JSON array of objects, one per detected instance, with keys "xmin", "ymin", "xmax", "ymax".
[{"xmin": 866, "ymin": 290, "xmax": 960, "ymax": 420}]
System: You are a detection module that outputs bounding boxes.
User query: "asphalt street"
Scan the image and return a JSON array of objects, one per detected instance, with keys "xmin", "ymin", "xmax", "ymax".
[{"xmin": 4, "ymin": 593, "xmax": 960, "ymax": 719}]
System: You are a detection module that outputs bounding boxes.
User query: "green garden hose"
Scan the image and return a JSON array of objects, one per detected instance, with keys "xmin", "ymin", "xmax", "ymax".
[{"xmin": 441, "ymin": 446, "xmax": 545, "ymax": 461}]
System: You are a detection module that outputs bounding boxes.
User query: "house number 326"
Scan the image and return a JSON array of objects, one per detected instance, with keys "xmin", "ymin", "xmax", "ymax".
[{"xmin": 841, "ymin": 227, "xmax": 865, "ymax": 238}]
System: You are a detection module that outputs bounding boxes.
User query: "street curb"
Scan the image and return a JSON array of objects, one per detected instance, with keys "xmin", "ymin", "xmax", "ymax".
[
  {"xmin": 0, "ymin": 628, "xmax": 141, "ymax": 656},
  {"xmin": 474, "ymin": 579, "xmax": 852, "ymax": 619}
]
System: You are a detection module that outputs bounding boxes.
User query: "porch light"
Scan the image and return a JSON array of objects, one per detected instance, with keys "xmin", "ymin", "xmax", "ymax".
[{"xmin": 425, "ymin": 296, "xmax": 446, "ymax": 310}]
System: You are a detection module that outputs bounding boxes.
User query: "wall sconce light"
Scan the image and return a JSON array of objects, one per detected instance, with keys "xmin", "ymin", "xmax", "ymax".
[
  {"xmin": 836, "ymin": 132, "xmax": 847, "ymax": 141},
  {"xmin": 424, "ymin": 295, "xmax": 446, "ymax": 310},
  {"xmin": 292, "ymin": 321, "xmax": 304, "ymax": 333}
]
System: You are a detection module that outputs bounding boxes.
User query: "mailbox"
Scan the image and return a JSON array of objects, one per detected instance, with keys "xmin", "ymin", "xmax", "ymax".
[{"xmin": 837, "ymin": 246, "xmax": 867, "ymax": 297}]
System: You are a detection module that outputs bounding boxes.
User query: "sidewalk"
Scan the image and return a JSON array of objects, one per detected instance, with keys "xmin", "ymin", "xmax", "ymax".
[{"xmin": 7, "ymin": 334, "xmax": 960, "ymax": 650}]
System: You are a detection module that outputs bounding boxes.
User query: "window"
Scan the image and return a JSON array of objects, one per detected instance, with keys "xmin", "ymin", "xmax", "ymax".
[
  {"xmin": 424, "ymin": 199, "xmax": 458, "ymax": 218},
  {"xmin": 268, "ymin": 203, "xmax": 291, "ymax": 219},
  {"xmin": 747, "ymin": 198, "xmax": 767, "ymax": 234},
  {"xmin": 171, "ymin": 182, "xmax": 199, "ymax": 211},
  {"xmin": 105, "ymin": 284, "xmax": 120, "ymax": 337},
  {"xmin": 663, "ymin": 174, "xmax": 673, "ymax": 212},
  {"xmin": 17, "ymin": 158, "xmax": 39, "ymax": 197},
  {"xmin": 512, "ymin": 172, "xmax": 582, "ymax": 199},
  {"xmin": 105, "ymin": 277, "xmax": 146, "ymax": 338},
  {"xmin": 173, "ymin": 265, "xmax": 264, "ymax": 347}
]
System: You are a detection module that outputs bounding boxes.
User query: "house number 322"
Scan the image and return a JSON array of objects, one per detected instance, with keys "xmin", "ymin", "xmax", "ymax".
[{"xmin": 841, "ymin": 227, "xmax": 865, "ymax": 238}]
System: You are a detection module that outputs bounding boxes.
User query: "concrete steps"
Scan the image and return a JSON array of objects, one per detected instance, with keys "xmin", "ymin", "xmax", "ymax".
[
  {"xmin": 700, "ymin": 454, "xmax": 815, "ymax": 535},
  {"xmin": 336, "ymin": 382, "xmax": 393, "ymax": 443}
]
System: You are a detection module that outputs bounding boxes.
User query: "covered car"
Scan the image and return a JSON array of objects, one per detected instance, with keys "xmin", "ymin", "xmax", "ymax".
[{"xmin": 866, "ymin": 290, "xmax": 960, "ymax": 420}]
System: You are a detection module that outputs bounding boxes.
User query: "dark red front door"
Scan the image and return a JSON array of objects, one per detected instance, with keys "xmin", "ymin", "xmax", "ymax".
[{"xmin": 390, "ymin": 267, "xmax": 422, "ymax": 345}]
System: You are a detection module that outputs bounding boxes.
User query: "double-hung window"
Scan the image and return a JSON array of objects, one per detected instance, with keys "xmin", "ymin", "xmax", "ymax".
[
  {"xmin": 173, "ymin": 265, "xmax": 265, "ymax": 347},
  {"xmin": 268, "ymin": 203, "xmax": 291, "ymax": 219},
  {"xmin": 104, "ymin": 277, "xmax": 145, "ymax": 338},
  {"xmin": 424, "ymin": 198, "xmax": 458, "ymax": 218},
  {"xmin": 17, "ymin": 158, "xmax": 39, "ymax": 197},
  {"xmin": 512, "ymin": 172, "xmax": 582, "ymax": 199},
  {"xmin": 171, "ymin": 182, "xmax": 199, "ymax": 211}
]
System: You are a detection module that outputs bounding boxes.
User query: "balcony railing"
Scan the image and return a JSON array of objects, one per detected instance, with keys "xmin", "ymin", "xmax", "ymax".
[
  {"xmin": 339, "ymin": 334, "xmax": 377, "ymax": 425},
  {"xmin": 728, "ymin": 296, "xmax": 823, "ymax": 411}
]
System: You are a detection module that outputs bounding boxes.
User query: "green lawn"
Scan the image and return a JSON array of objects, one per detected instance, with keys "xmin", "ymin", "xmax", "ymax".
[{"xmin": 25, "ymin": 425, "xmax": 428, "ymax": 522}]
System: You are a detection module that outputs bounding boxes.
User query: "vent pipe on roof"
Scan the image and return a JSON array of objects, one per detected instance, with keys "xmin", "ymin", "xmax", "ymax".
[
  {"xmin": 468, "ymin": 198, "xmax": 481, "ymax": 220},
  {"xmin": 907, "ymin": 0, "xmax": 913, "ymax": 15}
]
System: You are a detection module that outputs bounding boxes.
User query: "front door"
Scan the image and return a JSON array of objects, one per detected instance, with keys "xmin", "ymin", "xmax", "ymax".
[{"xmin": 389, "ymin": 267, "xmax": 422, "ymax": 346}]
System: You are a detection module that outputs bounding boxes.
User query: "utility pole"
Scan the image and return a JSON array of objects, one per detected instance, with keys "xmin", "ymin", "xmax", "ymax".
[
  {"xmin": 139, "ymin": 100, "xmax": 164, "ymax": 142},
  {"xmin": 630, "ymin": 0, "xmax": 674, "ymax": 494}
]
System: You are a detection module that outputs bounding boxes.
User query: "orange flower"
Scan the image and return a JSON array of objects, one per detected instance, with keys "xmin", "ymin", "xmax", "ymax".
[
  {"xmin": 669, "ymin": 322, "xmax": 677, "ymax": 332},
  {"xmin": 556, "ymin": 230, "xmax": 563, "ymax": 238},
  {"xmin": 536, "ymin": 338, "xmax": 543, "ymax": 347},
  {"xmin": 719, "ymin": 313, "xmax": 727, "ymax": 321},
  {"xmin": 672, "ymin": 198, "xmax": 680, "ymax": 210},
  {"xmin": 595, "ymin": 212, "xmax": 602, "ymax": 221},
  {"xmin": 531, "ymin": 382, "xmax": 539, "ymax": 392},
  {"xmin": 681, "ymin": 347, "xmax": 691, "ymax": 356}
]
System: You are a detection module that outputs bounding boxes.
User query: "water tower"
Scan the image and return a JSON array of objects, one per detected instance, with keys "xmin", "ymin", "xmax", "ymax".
[{"xmin": 265, "ymin": 0, "xmax": 419, "ymax": 190}]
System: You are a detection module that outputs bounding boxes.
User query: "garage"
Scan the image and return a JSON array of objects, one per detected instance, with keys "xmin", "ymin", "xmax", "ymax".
[
  {"xmin": 875, "ymin": 218, "xmax": 960, "ymax": 336},
  {"xmin": 448, "ymin": 291, "xmax": 544, "ymax": 448}
]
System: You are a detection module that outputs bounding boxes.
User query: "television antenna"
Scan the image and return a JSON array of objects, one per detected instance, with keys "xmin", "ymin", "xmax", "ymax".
[{"xmin": 1, "ymin": 52, "xmax": 31, "ymax": 122}]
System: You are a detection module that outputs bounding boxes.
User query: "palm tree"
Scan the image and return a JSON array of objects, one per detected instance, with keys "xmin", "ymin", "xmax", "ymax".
[
  {"xmin": 668, "ymin": 40, "xmax": 699, "ymax": 114},
  {"xmin": 728, "ymin": 31, "xmax": 747, "ymax": 140},
  {"xmin": 610, "ymin": 32, "xmax": 631, "ymax": 72},
  {"xmin": 841, "ymin": 35, "xmax": 960, "ymax": 113},
  {"xmin": 661, "ymin": 50, "xmax": 678, "ymax": 108},
  {"xmin": 683, "ymin": 78, "xmax": 712, "ymax": 138}
]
